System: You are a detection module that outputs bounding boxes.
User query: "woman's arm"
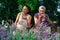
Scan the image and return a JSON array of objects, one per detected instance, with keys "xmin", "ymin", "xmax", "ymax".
[
  {"xmin": 34, "ymin": 14, "xmax": 43, "ymax": 26},
  {"xmin": 47, "ymin": 17, "xmax": 55, "ymax": 27},
  {"xmin": 27, "ymin": 16, "xmax": 32, "ymax": 28},
  {"xmin": 15, "ymin": 13, "xmax": 20, "ymax": 25},
  {"xmin": 34, "ymin": 16, "xmax": 39, "ymax": 27}
]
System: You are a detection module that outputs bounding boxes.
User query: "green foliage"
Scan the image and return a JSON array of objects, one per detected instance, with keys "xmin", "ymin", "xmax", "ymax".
[
  {"xmin": 17, "ymin": 0, "xmax": 40, "ymax": 11},
  {"xmin": 0, "ymin": 0, "xmax": 60, "ymax": 25},
  {"xmin": 0, "ymin": 0, "xmax": 18, "ymax": 23}
]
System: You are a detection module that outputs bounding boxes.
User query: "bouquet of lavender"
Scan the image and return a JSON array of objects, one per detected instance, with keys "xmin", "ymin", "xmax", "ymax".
[
  {"xmin": 1, "ymin": 20, "xmax": 16, "ymax": 40},
  {"xmin": 27, "ymin": 29, "xmax": 37, "ymax": 40},
  {"xmin": 0, "ymin": 26, "xmax": 9, "ymax": 40}
]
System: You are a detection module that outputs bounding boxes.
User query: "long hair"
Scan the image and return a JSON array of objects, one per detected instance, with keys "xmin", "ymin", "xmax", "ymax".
[{"xmin": 23, "ymin": 5, "xmax": 31, "ymax": 14}]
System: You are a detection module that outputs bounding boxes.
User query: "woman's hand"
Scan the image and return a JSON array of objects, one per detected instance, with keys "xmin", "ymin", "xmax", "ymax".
[
  {"xmin": 39, "ymin": 14, "xmax": 45, "ymax": 21},
  {"xmin": 40, "ymin": 13, "xmax": 45, "ymax": 17},
  {"xmin": 26, "ymin": 15, "xmax": 32, "ymax": 29}
]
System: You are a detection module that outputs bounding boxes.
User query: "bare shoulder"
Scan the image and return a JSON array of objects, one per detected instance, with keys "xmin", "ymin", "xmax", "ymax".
[
  {"xmin": 28, "ymin": 14, "xmax": 32, "ymax": 18},
  {"xmin": 18, "ymin": 12, "xmax": 21, "ymax": 15},
  {"xmin": 17, "ymin": 12, "xmax": 23, "ymax": 16}
]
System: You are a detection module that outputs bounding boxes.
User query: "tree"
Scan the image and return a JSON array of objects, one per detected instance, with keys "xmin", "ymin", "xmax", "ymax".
[{"xmin": 0, "ymin": 0, "xmax": 18, "ymax": 22}]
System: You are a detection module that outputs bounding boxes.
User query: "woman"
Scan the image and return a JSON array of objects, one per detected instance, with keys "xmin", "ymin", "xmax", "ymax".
[
  {"xmin": 34, "ymin": 6, "xmax": 54, "ymax": 30},
  {"xmin": 15, "ymin": 5, "xmax": 32, "ymax": 30},
  {"xmin": 34, "ymin": 6, "xmax": 54, "ymax": 40}
]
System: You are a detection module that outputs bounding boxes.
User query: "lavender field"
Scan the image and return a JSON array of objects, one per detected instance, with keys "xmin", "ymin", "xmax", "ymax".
[{"xmin": 0, "ymin": 24, "xmax": 60, "ymax": 40}]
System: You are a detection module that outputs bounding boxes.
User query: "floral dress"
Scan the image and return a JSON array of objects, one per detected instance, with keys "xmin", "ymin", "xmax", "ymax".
[{"xmin": 34, "ymin": 13, "xmax": 51, "ymax": 40}]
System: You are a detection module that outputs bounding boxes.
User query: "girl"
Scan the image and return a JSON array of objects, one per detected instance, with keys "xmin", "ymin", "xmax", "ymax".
[{"xmin": 15, "ymin": 5, "xmax": 32, "ymax": 30}]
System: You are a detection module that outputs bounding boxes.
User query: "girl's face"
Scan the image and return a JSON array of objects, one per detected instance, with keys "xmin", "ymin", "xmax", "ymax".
[
  {"xmin": 22, "ymin": 6, "xmax": 29, "ymax": 14},
  {"xmin": 51, "ymin": 28, "xmax": 57, "ymax": 34},
  {"xmin": 39, "ymin": 8, "xmax": 45, "ymax": 14},
  {"xmin": 8, "ymin": 19, "xmax": 12, "ymax": 23}
]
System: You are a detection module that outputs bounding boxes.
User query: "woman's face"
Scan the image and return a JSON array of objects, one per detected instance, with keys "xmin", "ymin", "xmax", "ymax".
[
  {"xmin": 39, "ymin": 8, "xmax": 45, "ymax": 14},
  {"xmin": 22, "ymin": 6, "xmax": 29, "ymax": 14}
]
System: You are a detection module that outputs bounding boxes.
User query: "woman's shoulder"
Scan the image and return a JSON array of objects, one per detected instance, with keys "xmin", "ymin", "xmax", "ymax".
[
  {"xmin": 27, "ymin": 14, "xmax": 32, "ymax": 18},
  {"xmin": 34, "ymin": 13, "xmax": 39, "ymax": 16},
  {"xmin": 26, "ymin": 14, "xmax": 32, "ymax": 19},
  {"xmin": 18, "ymin": 12, "xmax": 23, "ymax": 16},
  {"xmin": 18, "ymin": 12, "xmax": 22, "ymax": 14},
  {"xmin": 18, "ymin": 12, "xmax": 21, "ymax": 15},
  {"xmin": 44, "ymin": 14, "xmax": 49, "ymax": 20},
  {"xmin": 45, "ymin": 14, "xmax": 49, "ymax": 17},
  {"xmin": 45, "ymin": 14, "xmax": 49, "ymax": 19}
]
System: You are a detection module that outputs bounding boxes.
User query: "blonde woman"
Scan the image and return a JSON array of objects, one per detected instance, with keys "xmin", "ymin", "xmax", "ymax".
[
  {"xmin": 34, "ymin": 6, "xmax": 54, "ymax": 30},
  {"xmin": 34, "ymin": 6, "xmax": 55, "ymax": 40}
]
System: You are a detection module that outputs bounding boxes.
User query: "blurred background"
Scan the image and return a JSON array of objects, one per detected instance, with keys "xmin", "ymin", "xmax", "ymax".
[{"xmin": 0, "ymin": 0, "xmax": 60, "ymax": 26}]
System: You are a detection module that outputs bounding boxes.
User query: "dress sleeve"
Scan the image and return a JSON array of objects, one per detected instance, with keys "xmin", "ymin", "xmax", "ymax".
[
  {"xmin": 46, "ymin": 14, "xmax": 50, "ymax": 21},
  {"xmin": 34, "ymin": 13, "xmax": 39, "ymax": 19}
]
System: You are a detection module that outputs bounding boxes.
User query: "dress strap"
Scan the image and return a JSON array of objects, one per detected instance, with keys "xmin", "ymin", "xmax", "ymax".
[
  {"xmin": 18, "ymin": 12, "xmax": 23, "ymax": 21},
  {"xmin": 27, "ymin": 14, "xmax": 31, "ymax": 19}
]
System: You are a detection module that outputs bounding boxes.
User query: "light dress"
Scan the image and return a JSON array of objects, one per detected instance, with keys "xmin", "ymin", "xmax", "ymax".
[{"xmin": 16, "ymin": 12, "xmax": 31, "ymax": 30}]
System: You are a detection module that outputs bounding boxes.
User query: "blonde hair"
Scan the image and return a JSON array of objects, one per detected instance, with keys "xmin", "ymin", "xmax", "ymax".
[{"xmin": 39, "ymin": 6, "xmax": 46, "ymax": 10}]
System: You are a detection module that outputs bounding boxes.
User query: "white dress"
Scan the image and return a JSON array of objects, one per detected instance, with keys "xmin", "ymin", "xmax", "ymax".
[{"xmin": 16, "ymin": 12, "xmax": 31, "ymax": 30}]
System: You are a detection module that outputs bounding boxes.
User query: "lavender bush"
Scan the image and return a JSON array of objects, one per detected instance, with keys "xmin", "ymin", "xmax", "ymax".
[{"xmin": 0, "ymin": 20, "xmax": 60, "ymax": 40}]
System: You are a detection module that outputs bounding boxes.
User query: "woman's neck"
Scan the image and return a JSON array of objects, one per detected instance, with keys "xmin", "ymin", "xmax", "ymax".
[{"xmin": 23, "ymin": 13, "xmax": 28, "ymax": 16}]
